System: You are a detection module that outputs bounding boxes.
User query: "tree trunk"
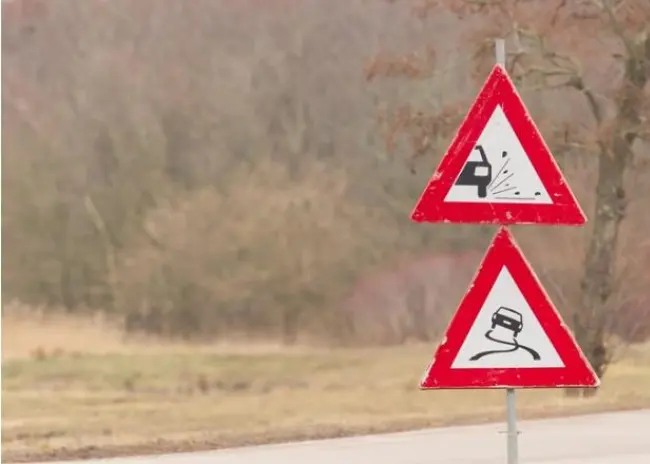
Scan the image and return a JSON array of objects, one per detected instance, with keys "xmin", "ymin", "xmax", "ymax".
[
  {"xmin": 571, "ymin": 40, "xmax": 648, "ymax": 397},
  {"xmin": 573, "ymin": 146, "xmax": 626, "ymax": 395}
]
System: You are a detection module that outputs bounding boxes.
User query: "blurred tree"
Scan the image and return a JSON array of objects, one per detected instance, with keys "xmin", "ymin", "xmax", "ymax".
[{"xmin": 2, "ymin": 0, "xmax": 647, "ymax": 350}]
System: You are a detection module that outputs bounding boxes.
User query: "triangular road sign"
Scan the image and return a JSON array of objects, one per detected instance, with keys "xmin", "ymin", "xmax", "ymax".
[
  {"xmin": 411, "ymin": 64, "xmax": 586, "ymax": 226},
  {"xmin": 420, "ymin": 227, "xmax": 599, "ymax": 389}
]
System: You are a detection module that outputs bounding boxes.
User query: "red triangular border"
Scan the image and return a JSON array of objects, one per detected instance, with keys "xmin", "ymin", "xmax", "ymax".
[
  {"xmin": 420, "ymin": 227, "xmax": 599, "ymax": 389},
  {"xmin": 411, "ymin": 64, "xmax": 587, "ymax": 226}
]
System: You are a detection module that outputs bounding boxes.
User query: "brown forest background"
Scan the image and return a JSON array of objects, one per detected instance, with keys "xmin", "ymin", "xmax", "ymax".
[{"xmin": 2, "ymin": 0, "xmax": 650, "ymax": 355}]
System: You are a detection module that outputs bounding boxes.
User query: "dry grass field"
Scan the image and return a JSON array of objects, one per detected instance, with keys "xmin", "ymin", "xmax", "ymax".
[{"xmin": 3, "ymin": 311, "xmax": 650, "ymax": 463}]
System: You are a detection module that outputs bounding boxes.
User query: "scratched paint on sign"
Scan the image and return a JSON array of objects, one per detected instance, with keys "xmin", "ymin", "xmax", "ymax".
[
  {"xmin": 451, "ymin": 266, "xmax": 563, "ymax": 369},
  {"xmin": 410, "ymin": 64, "xmax": 587, "ymax": 226},
  {"xmin": 445, "ymin": 105, "xmax": 552, "ymax": 205},
  {"xmin": 419, "ymin": 227, "xmax": 599, "ymax": 389}
]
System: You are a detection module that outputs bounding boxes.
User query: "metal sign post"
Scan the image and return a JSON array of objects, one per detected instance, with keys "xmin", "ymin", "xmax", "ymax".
[
  {"xmin": 412, "ymin": 32, "xmax": 599, "ymax": 464},
  {"xmin": 495, "ymin": 38, "xmax": 506, "ymax": 69},
  {"xmin": 496, "ymin": 37, "xmax": 519, "ymax": 464},
  {"xmin": 506, "ymin": 387, "xmax": 518, "ymax": 464}
]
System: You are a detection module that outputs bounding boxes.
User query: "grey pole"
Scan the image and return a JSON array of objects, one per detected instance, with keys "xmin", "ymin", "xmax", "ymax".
[
  {"xmin": 495, "ymin": 37, "xmax": 518, "ymax": 464},
  {"xmin": 495, "ymin": 38, "xmax": 506, "ymax": 68},
  {"xmin": 506, "ymin": 387, "xmax": 519, "ymax": 464}
]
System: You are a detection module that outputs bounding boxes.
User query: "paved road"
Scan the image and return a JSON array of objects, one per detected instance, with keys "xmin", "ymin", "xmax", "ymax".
[{"xmin": 37, "ymin": 409, "xmax": 650, "ymax": 464}]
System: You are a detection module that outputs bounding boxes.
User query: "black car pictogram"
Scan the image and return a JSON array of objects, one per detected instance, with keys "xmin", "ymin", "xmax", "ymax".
[
  {"xmin": 455, "ymin": 145, "xmax": 492, "ymax": 198},
  {"xmin": 491, "ymin": 306, "xmax": 523, "ymax": 337},
  {"xmin": 469, "ymin": 306, "xmax": 540, "ymax": 362}
]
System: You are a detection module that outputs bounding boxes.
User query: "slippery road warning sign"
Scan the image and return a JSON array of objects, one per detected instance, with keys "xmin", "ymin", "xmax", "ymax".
[
  {"xmin": 420, "ymin": 227, "xmax": 599, "ymax": 389},
  {"xmin": 410, "ymin": 64, "xmax": 587, "ymax": 226}
]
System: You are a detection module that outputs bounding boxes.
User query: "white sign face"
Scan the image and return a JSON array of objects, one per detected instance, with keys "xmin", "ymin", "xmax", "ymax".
[
  {"xmin": 451, "ymin": 266, "xmax": 564, "ymax": 369},
  {"xmin": 444, "ymin": 105, "xmax": 553, "ymax": 204}
]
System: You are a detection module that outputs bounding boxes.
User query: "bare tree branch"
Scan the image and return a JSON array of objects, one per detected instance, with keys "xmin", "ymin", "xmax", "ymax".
[{"xmin": 591, "ymin": 0, "xmax": 637, "ymax": 58}]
